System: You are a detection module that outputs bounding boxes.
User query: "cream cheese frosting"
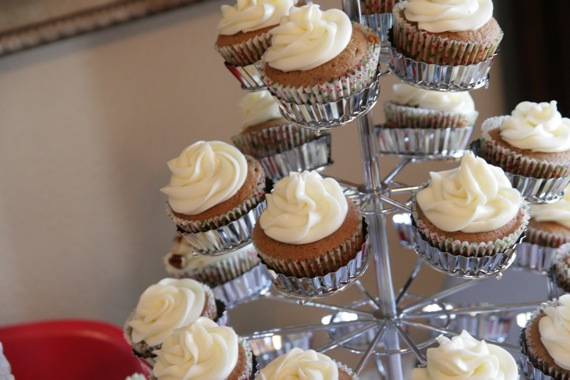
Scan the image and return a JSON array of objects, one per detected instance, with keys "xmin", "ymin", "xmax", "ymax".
[
  {"xmin": 256, "ymin": 348, "xmax": 339, "ymax": 380},
  {"xmin": 259, "ymin": 171, "xmax": 348, "ymax": 244},
  {"xmin": 263, "ymin": 4, "xmax": 352, "ymax": 72},
  {"xmin": 412, "ymin": 330, "xmax": 519, "ymax": 380},
  {"xmin": 392, "ymin": 83, "xmax": 476, "ymax": 114},
  {"xmin": 161, "ymin": 141, "xmax": 248, "ymax": 215},
  {"xmin": 500, "ymin": 101, "xmax": 570, "ymax": 153},
  {"xmin": 530, "ymin": 186, "xmax": 570, "ymax": 229},
  {"xmin": 417, "ymin": 152, "xmax": 522, "ymax": 233},
  {"xmin": 241, "ymin": 90, "xmax": 282, "ymax": 129},
  {"xmin": 218, "ymin": 0, "xmax": 296, "ymax": 36},
  {"xmin": 128, "ymin": 278, "xmax": 207, "ymax": 347},
  {"xmin": 403, "ymin": 0, "xmax": 493, "ymax": 33},
  {"xmin": 539, "ymin": 295, "xmax": 570, "ymax": 371},
  {"xmin": 153, "ymin": 317, "xmax": 239, "ymax": 380}
]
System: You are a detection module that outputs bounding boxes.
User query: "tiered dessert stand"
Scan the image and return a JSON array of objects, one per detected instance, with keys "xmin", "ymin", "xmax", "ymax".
[{"xmin": 173, "ymin": 1, "xmax": 565, "ymax": 378}]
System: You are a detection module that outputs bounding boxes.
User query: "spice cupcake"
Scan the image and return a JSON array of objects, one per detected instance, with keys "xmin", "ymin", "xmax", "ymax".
[
  {"xmin": 552, "ymin": 247, "xmax": 570, "ymax": 294},
  {"xmin": 255, "ymin": 348, "xmax": 356, "ymax": 379},
  {"xmin": 153, "ymin": 317, "xmax": 252, "ymax": 380},
  {"xmin": 363, "ymin": 0, "xmax": 398, "ymax": 14},
  {"xmin": 522, "ymin": 295, "xmax": 570, "ymax": 380},
  {"xmin": 161, "ymin": 140, "xmax": 265, "ymax": 253},
  {"xmin": 412, "ymin": 331, "xmax": 519, "ymax": 380},
  {"xmin": 392, "ymin": 0, "xmax": 503, "ymax": 66},
  {"xmin": 253, "ymin": 171, "xmax": 366, "ymax": 296},
  {"xmin": 479, "ymin": 101, "xmax": 570, "ymax": 202},
  {"xmin": 261, "ymin": 4, "xmax": 380, "ymax": 124},
  {"xmin": 125, "ymin": 278, "xmax": 219, "ymax": 361},
  {"xmin": 413, "ymin": 152, "xmax": 528, "ymax": 276}
]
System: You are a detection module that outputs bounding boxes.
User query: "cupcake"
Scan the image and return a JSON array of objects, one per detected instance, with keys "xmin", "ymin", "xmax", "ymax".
[
  {"xmin": 125, "ymin": 278, "xmax": 219, "ymax": 360},
  {"xmin": 528, "ymin": 188, "xmax": 570, "ymax": 249},
  {"xmin": 161, "ymin": 141, "xmax": 265, "ymax": 252},
  {"xmin": 522, "ymin": 295, "xmax": 570, "ymax": 380},
  {"xmin": 552, "ymin": 247, "xmax": 570, "ymax": 294},
  {"xmin": 479, "ymin": 102, "xmax": 570, "ymax": 201},
  {"xmin": 164, "ymin": 236, "xmax": 261, "ymax": 286},
  {"xmin": 392, "ymin": 0, "xmax": 503, "ymax": 66},
  {"xmin": 261, "ymin": 4, "xmax": 380, "ymax": 105},
  {"xmin": 215, "ymin": 0, "xmax": 295, "ymax": 67},
  {"xmin": 153, "ymin": 317, "xmax": 252, "ymax": 380},
  {"xmin": 255, "ymin": 348, "xmax": 356, "ymax": 380},
  {"xmin": 413, "ymin": 152, "xmax": 528, "ymax": 276},
  {"xmin": 253, "ymin": 171, "xmax": 365, "ymax": 295},
  {"xmin": 363, "ymin": 0, "xmax": 398, "ymax": 14},
  {"xmin": 412, "ymin": 330, "xmax": 519, "ymax": 380}
]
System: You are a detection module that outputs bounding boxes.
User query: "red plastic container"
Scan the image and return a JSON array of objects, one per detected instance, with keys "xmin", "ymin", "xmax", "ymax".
[{"xmin": 0, "ymin": 320, "xmax": 149, "ymax": 380}]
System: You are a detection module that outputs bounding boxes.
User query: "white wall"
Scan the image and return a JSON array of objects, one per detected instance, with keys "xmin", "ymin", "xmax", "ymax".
[{"xmin": 0, "ymin": 1, "xmax": 505, "ymax": 327}]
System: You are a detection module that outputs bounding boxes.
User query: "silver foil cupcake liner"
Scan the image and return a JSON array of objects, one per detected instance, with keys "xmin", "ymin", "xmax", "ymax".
[
  {"xmin": 521, "ymin": 358, "xmax": 556, "ymax": 380},
  {"xmin": 258, "ymin": 134, "xmax": 333, "ymax": 180},
  {"xmin": 392, "ymin": 213, "xmax": 415, "ymax": 249},
  {"xmin": 263, "ymin": 245, "xmax": 368, "ymax": 298},
  {"xmin": 384, "ymin": 102, "xmax": 479, "ymax": 129},
  {"xmin": 447, "ymin": 305, "xmax": 516, "ymax": 343},
  {"xmin": 212, "ymin": 264, "xmax": 272, "ymax": 307},
  {"xmin": 389, "ymin": 47, "xmax": 493, "ymax": 91},
  {"xmin": 249, "ymin": 333, "xmax": 312, "ymax": 368},
  {"xmin": 514, "ymin": 242, "xmax": 561, "ymax": 274},
  {"xmin": 232, "ymin": 123, "xmax": 319, "ymax": 157},
  {"xmin": 376, "ymin": 124, "xmax": 473, "ymax": 157},
  {"xmin": 361, "ymin": 12, "xmax": 393, "ymax": 41},
  {"xmin": 179, "ymin": 201, "xmax": 266, "ymax": 254},
  {"xmin": 225, "ymin": 62, "xmax": 265, "ymax": 91}
]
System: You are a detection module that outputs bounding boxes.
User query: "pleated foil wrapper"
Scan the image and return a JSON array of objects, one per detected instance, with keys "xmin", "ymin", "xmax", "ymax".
[
  {"xmin": 392, "ymin": 213, "xmax": 415, "ymax": 249},
  {"xmin": 389, "ymin": 47, "xmax": 493, "ymax": 91},
  {"xmin": 514, "ymin": 242, "xmax": 561, "ymax": 274},
  {"xmin": 258, "ymin": 134, "xmax": 333, "ymax": 180},
  {"xmin": 264, "ymin": 245, "xmax": 369, "ymax": 297},
  {"xmin": 216, "ymin": 31, "xmax": 272, "ymax": 67},
  {"xmin": 249, "ymin": 333, "xmax": 312, "ymax": 368},
  {"xmin": 361, "ymin": 12, "xmax": 393, "ymax": 41},
  {"xmin": 179, "ymin": 201, "xmax": 266, "ymax": 254},
  {"xmin": 376, "ymin": 124, "xmax": 472, "ymax": 157},
  {"xmin": 225, "ymin": 62, "xmax": 265, "ymax": 91},
  {"xmin": 232, "ymin": 123, "xmax": 319, "ymax": 157},
  {"xmin": 212, "ymin": 264, "xmax": 272, "ymax": 307}
]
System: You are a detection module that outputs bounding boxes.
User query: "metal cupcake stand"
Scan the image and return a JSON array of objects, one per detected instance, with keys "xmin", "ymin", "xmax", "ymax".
[{"xmin": 199, "ymin": 1, "xmax": 566, "ymax": 378}]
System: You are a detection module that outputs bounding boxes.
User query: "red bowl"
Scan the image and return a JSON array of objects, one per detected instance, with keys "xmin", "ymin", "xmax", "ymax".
[{"xmin": 0, "ymin": 320, "xmax": 149, "ymax": 380}]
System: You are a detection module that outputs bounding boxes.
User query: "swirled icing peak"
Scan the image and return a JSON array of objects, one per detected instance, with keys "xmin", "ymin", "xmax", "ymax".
[
  {"xmin": 241, "ymin": 90, "xmax": 282, "ymax": 129},
  {"xmin": 539, "ymin": 295, "xmax": 570, "ymax": 371},
  {"xmin": 263, "ymin": 4, "xmax": 352, "ymax": 72},
  {"xmin": 403, "ymin": 0, "xmax": 493, "ymax": 33},
  {"xmin": 161, "ymin": 141, "xmax": 248, "ymax": 215},
  {"xmin": 392, "ymin": 83, "xmax": 475, "ymax": 113},
  {"xmin": 530, "ymin": 185, "xmax": 570, "ymax": 229},
  {"xmin": 153, "ymin": 317, "xmax": 239, "ymax": 380},
  {"xmin": 412, "ymin": 330, "xmax": 519, "ymax": 380},
  {"xmin": 259, "ymin": 171, "xmax": 348, "ymax": 244},
  {"xmin": 128, "ymin": 278, "xmax": 207, "ymax": 347},
  {"xmin": 256, "ymin": 348, "xmax": 339, "ymax": 380},
  {"xmin": 417, "ymin": 152, "xmax": 522, "ymax": 233},
  {"xmin": 218, "ymin": 0, "xmax": 296, "ymax": 36},
  {"xmin": 500, "ymin": 101, "xmax": 570, "ymax": 153}
]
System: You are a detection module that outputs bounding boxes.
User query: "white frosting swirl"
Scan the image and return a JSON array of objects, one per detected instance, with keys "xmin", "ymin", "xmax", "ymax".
[
  {"xmin": 241, "ymin": 90, "xmax": 282, "ymax": 129},
  {"xmin": 531, "ymin": 186, "xmax": 570, "ymax": 229},
  {"xmin": 218, "ymin": 0, "xmax": 295, "ymax": 36},
  {"xmin": 161, "ymin": 141, "xmax": 248, "ymax": 215},
  {"xmin": 539, "ymin": 295, "xmax": 570, "ymax": 371},
  {"xmin": 263, "ymin": 4, "xmax": 352, "ymax": 72},
  {"xmin": 256, "ymin": 348, "xmax": 339, "ymax": 380},
  {"xmin": 128, "ymin": 278, "xmax": 207, "ymax": 347},
  {"xmin": 392, "ymin": 83, "xmax": 476, "ymax": 114},
  {"xmin": 412, "ymin": 331, "xmax": 519, "ymax": 380},
  {"xmin": 417, "ymin": 152, "xmax": 522, "ymax": 233},
  {"xmin": 153, "ymin": 317, "xmax": 239, "ymax": 380},
  {"xmin": 500, "ymin": 101, "xmax": 570, "ymax": 153},
  {"xmin": 260, "ymin": 171, "xmax": 348, "ymax": 244},
  {"xmin": 403, "ymin": 0, "xmax": 493, "ymax": 33}
]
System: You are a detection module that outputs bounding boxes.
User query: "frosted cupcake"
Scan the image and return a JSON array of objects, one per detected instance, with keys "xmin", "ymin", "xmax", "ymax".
[
  {"xmin": 479, "ymin": 101, "xmax": 570, "ymax": 201},
  {"xmin": 161, "ymin": 141, "xmax": 265, "ymax": 252},
  {"xmin": 412, "ymin": 331, "xmax": 519, "ymax": 380},
  {"xmin": 253, "ymin": 171, "xmax": 365, "ymax": 295},
  {"xmin": 413, "ymin": 152, "xmax": 528, "ymax": 275},
  {"xmin": 125, "ymin": 278, "xmax": 219, "ymax": 360},
  {"xmin": 153, "ymin": 317, "xmax": 252, "ymax": 380},
  {"xmin": 255, "ymin": 348, "xmax": 356, "ymax": 379},
  {"xmin": 392, "ymin": 0, "xmax": 503, "ymax": 66},
  {"xmin": 522, "ymin": 295, "xmax": 570, "ymax": 380},
  {"xmin": 552, "ymin": 247, "xmax": 570, "ymax": 294},
  {"xmin": 528, "ymin": 189, "xmax": 570, "ymax": 249}
]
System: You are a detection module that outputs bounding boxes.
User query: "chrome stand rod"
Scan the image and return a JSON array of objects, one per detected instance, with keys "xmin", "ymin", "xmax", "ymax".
[
  {"xmin": 402, "ymin": 281, "xmax": 480, "ymax": 314},
  {"xmin": 316, "ymin": 322, "xmax": 377, "ymax": 353},
  {"xmin": 404, "ymin": 301, "xmax": 540, "ymax": 319},
  {"xmin": 388, "ymin": 185, "xmax": 425, "ymax": 195},
  {"xmin": 380, "ymin": 195, "xmax": 411, "ymax": 213},
  {"xmin": 244, "ymin": 320, "xmax": 371, "ymax": 340},
  {"xmin": 396, "ymin": 261, "xmax": 423, "ymax": 305},
  {"xmin": 354, "ymin": 280, "xmax": 381, "ymax": 309},
  {"xmin": 355, "ymin": 324, "xmax": 387, "ymax": 375},
  {"xmin": 401, "ymin": 320, "xmax": 458, "ymax": 337},
  {"xmin": 383, "ymin": 158, "xmax": 411, "ymax": 185},
  {"xmin": 263, "ymin": 294, "xmax": 375, "ymax": 318},
  {"xmin": 395, "ymin": 324, "xmax": 427, "ymax": 365}
]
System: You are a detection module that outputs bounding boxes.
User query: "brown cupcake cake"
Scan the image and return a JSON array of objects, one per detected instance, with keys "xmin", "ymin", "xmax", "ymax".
[
  {"xmin": 392, "ymin": 0, "xmax": 503, "ymax": 65},
  {"xmin": 528, "ymin": 189, "xmax": 570, "ymax": 249},
  {"xmin": 522, "ymin": 296, "xmax": 570, "ymax": 380},
  {"xmin": 253, "ymin": 171, "xmax": 364, "ymax": 278},
  {"xmin": 261, "ymin": 4, "xmax": 380, "ymax": 104},
  {"xmin": 215, "ymin": 0, "xmax": 296, "ymax": 66},
  {"xmin": 363, "ymin": 0, "xmax": 398, "ymax": 15}
]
